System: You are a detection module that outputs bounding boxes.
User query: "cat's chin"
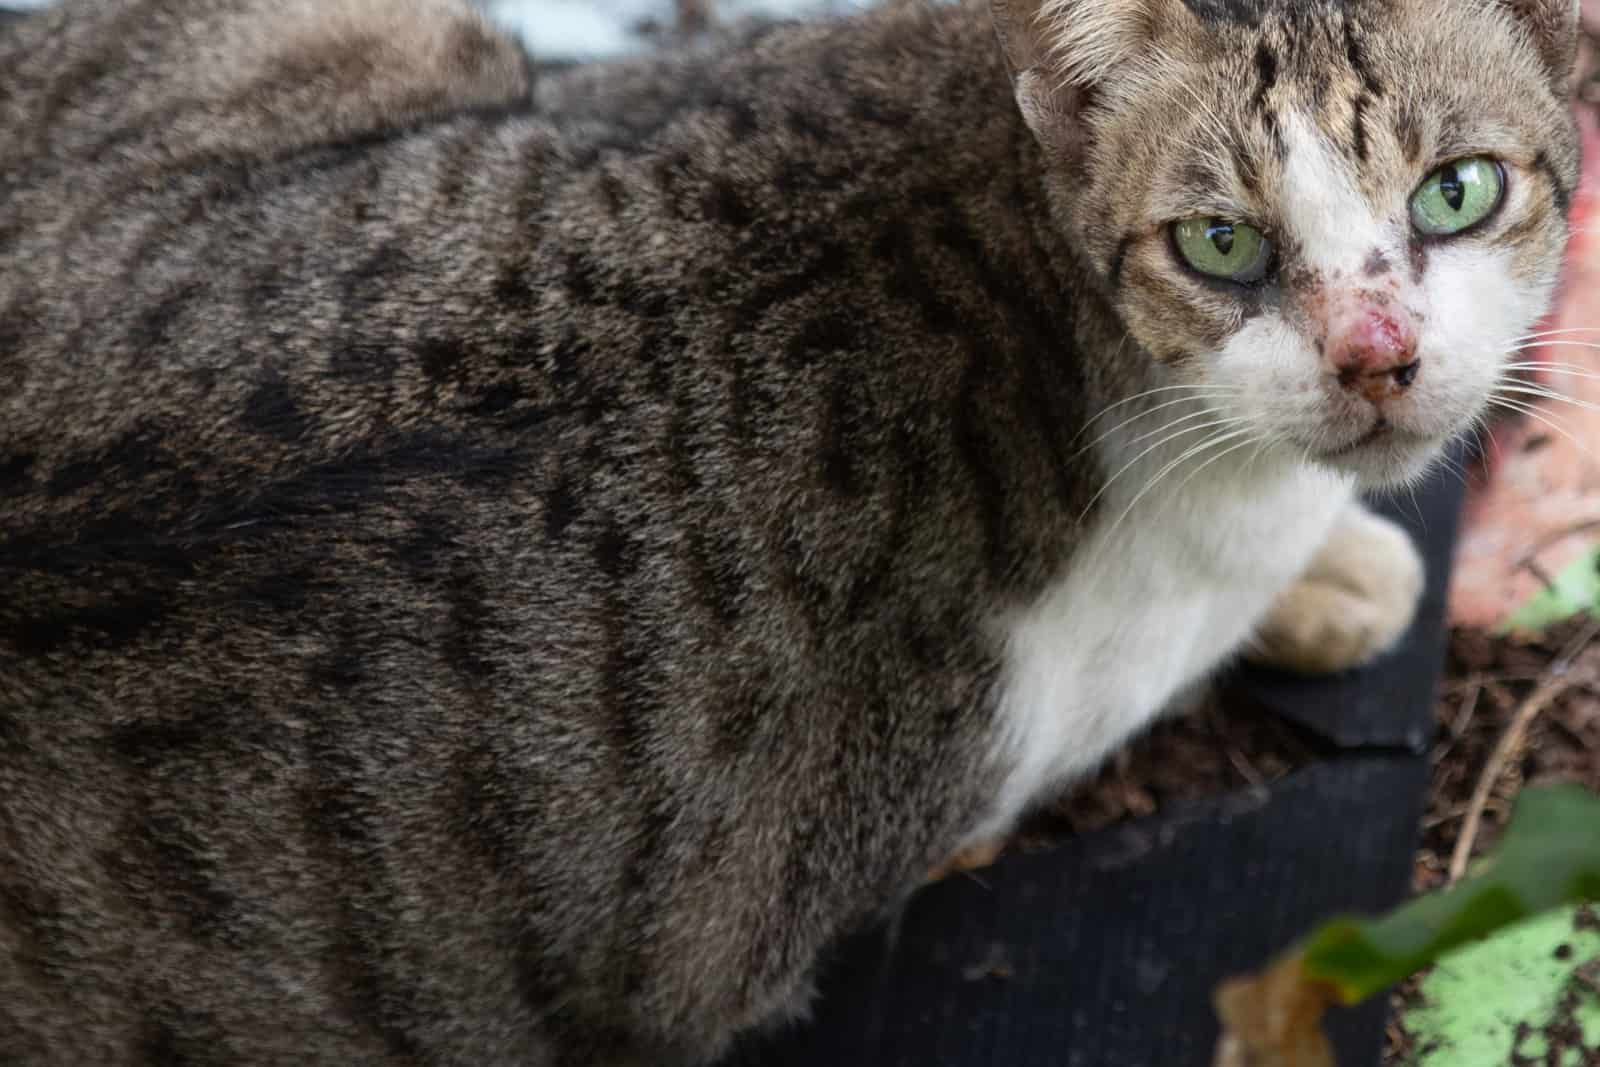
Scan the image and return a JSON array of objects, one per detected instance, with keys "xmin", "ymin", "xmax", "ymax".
[{"xmin": 1306, "ymin": 428, "xmax": 1441, "ymax": 489}]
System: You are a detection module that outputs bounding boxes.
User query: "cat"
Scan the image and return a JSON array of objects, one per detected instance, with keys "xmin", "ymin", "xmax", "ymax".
[{"xmin": 0, "ymin": 0, "xmax": 1579, "ymax": 1064}]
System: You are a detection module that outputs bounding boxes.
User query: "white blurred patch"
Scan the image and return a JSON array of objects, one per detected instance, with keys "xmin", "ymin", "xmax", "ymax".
[
  {"xmin": 2, "ymin": 0, "xmax": 884, "ymax": 59},
  {"xmin": 485, "ymin": 0, "xmax": 659, "ymax": 57},
  {"xmin": 488, "ymin": 0, "xmax": 881, "ymax": 59}
]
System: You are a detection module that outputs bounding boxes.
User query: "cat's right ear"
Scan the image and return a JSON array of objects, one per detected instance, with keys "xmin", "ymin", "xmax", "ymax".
[{"xmin": 989, "ymin": 0, "xmax": 1155, "ymax": 161}]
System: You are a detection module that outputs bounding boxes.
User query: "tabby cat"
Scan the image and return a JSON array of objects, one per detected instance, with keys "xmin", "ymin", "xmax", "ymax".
[{"xmin": 0, "ymin": 0, "xmax": 1578, "ymax": 1064}]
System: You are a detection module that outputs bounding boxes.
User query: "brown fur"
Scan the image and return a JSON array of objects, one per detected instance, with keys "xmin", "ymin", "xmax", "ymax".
[{"xmin": 0, "ymin": 1, "xmax": 1578, "ymax": 1065}]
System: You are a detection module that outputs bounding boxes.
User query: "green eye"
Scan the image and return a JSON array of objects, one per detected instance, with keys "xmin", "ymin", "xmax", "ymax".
[
  {"xmin": 1171, "ymin": 218, "xmax": 1273, "ymax": 283},
  {"xmin": 1410, "ymin": 157, "xmax": 1504, "ymax": 236}
]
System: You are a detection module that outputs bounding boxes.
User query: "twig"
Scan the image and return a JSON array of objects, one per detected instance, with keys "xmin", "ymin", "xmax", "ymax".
[
  {"xmin": 1520, "ymin": 558, "xmax": 1561, "ymax": 595},
  {"xmin": 1550, "ymin": 616, "xmax": 1599, "ymax": 683},
  {"xmin": 1226, "ymin": 744, "xmax": 1265, "ymax": 788},
  {"xmin": 1431, "ymin": 684, "xmax": 1483, "ymax": 765},
  {"xmin": 1441, "ymin": 673, "xmax": 1543, "ymax": 695},
  {"xmin": 1512, "ymin": 518, "xmax": 1600, "ymax": 572},
  {"xmin": 1483, "ymin": 679, "xmax": 1520, "ymax": 717},
  {"xmin": 1449, "ymin": 619, "xmax": 1600, "ymax": 881},
  {"xmin": 1440, "ymin": 671, "xmax": 1548, "ymax": 697},
  {"xmin": 1422, "ymin": 804, "xmax": 1470, "ymax": 831},
  {"xmin": 1448, "ymin": 680, "xmax": 1563, "ymax": 880},
  {"xmin": 1548, "ymin": 710, "xmax": 1597, "ymax": 752},
  {"xmin": 1450, "ymin": 684, "xmax": 1482, "ymax": 738}
]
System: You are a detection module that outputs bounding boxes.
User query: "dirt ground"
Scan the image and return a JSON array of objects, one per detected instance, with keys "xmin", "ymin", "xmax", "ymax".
[
  {"xmin": 1028, "ymin": 621, "xmax": 1600, "ymax": 875},
  {"xmin": 1383, "ymin": 621, "xmax": 1600, "ymax": 1065}
]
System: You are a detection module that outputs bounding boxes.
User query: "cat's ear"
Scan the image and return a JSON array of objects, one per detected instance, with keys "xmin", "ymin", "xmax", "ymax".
[
  {"xmin": 989, "ymin": 0, "xmax": 1161, "ymax": 160},
  {"xmin": 1497, "ymin": 0, "xmax": 1581, "ymax": 86}
]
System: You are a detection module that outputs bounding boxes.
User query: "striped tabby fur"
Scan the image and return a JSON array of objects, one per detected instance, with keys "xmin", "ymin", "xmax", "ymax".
[{"xmin": 0, "ymin": 1, "xmax": 1578, "ymax": 1064}]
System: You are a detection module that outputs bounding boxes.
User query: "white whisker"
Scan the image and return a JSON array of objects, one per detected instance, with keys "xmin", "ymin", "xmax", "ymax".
[
  {"xmin": 1078, "ymin": 417, "xmax": 1254, "ymax": 522},
  {"xmin": 1121, "ymin": 411, "xmax": 1245, "ymax": 451},
  {"xmin": 1495, "ymin": 384, "xmax": 1600, "ymax": 414},
  {"xmin": 1434, "ymin": 448, "xmax": 1471, "ymax": 490},
  {"xmin": 1155, "ymin": 433, "xmax": 1267, "ymax": 516},
  {"xmin": 1073, "ymin": 384, "xmax": 1240, "ymax": 441},
  {"xmin": 1497, "ymin": 361, "xmax": 1600, "ymax": 382},
  {"xmin": 1509, "ymin": 340, "xmax": 1600, "ymax": 354},
  {"xmin": 1103, "ymin": 425, "xmax": 1259, "ymax": 537},
  {"xmin": 1465, "ymin": 414, "xmax": 1501, "ymax": 477},
  {"xmin": 1510, "ymin": 326, "xmax": 1600, "ymax": 342},
  {"xmin": 1486, "ymin": 397, "xmax": 1594, "ymax": 459},
  {"xmin": 1070, "ymin": 393, "xmax": 1233, "ymax": 457}
]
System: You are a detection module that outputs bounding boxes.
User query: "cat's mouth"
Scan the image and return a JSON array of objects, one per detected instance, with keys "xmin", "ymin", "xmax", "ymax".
[
  {"xmin": 1321, "ymin": 419, "xmax": 1394, "ymax": 458},
  {"xmin": 1308, "ymin": 417, "xmax": 1440, "ymax": 486}
]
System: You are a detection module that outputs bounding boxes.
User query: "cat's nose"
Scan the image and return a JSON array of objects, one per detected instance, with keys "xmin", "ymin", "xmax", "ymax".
[{"xmin": 1326, "ymin": 307, "xmax": 1420, "ymax": 405}]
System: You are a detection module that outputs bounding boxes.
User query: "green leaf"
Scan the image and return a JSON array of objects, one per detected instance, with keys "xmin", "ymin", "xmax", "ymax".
[
  {"xmin": 1500, "ymin": 544, "xmax": 1600, "ymax": 634},
  {"xmin": 1403, "ymin": 904, "xmax": 1600, "ymax": 1065},
  {"xmin": 1214, "ymin": 786, "xmax": 1600, "ymax": 1067},
  {"xmin": 1302, "ymin": 784, "xmax": 1600, "ymax": 1003}
]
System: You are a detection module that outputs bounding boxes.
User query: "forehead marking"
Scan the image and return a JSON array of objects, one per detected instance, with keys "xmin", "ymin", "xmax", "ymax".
[
  {"xmin": 1340, "ymin": 17, "xmax": 1382, "ymax": 97},
  {"xmin": 1250, "ymin": 42, "xmax": 1283, "ymax": 152},
  {"xmin": 1251, "ymin": 42, "xmax": 1278, "ymax": 110},
  {"xmin": 1181, "ymin": 0, "xmax": 1269, "ymax": 24},
  {"xmin": 1279, "ymin": 111, "xmax": 1385, "ymax": 276},
  {"xmin": 1350, "ymin": 92, "xmax": 1371, "ymax": 165},
  {"xmin": 1339, "ymin": 18, "xmax": 1382, "ymax": 168}
]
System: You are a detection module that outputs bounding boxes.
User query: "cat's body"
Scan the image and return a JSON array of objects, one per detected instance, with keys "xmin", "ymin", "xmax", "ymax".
[{"xmin": 0, "ymin": 1, "xmax": 1578, "ymax": 1064}]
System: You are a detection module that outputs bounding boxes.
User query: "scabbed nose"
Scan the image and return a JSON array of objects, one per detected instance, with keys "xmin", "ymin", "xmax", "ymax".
[{"xmin": 1326, "ymin": 306, "xmax": 1421, "ymax": 406}]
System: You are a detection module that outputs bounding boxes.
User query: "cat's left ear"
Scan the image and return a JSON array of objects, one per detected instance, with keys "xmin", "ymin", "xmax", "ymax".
[
  {"xmin": 989, "ymin": 0, "xmax": 1166, "ymax": 162},
  {"xmin": 1498, "ymin": 0, "xmax": 1581, "ymax": 87},
  {"xmin": 990, "ymin": 0, "xmax": 1082, "ymax": 161}
]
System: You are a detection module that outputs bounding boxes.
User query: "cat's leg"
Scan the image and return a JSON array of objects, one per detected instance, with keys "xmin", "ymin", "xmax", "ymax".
[{"xmin": 1246, "ymin": 503, "xmax": 1425, "ymax": 674}]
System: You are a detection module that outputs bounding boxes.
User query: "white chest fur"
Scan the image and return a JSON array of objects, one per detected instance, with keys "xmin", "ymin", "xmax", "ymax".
[{"xmin": 973, "ymin": 452, "xmax": 1353, "ymax": 844}]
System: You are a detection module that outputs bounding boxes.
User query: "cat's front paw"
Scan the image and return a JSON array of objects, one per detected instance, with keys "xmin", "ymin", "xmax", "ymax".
[{"xmin": 1247, "ymin": 506, "xmax": 1424, "ymax": 675}]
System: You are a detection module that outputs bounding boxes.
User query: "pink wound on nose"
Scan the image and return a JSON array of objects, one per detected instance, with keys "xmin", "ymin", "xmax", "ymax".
[
  {"xmin": 1328, "ymin": 305, "xmax": 1418, "ymax": 375},
  {"xmin": 1364, "ymin": 312, "xmax": 1411, "ymax": 360}
]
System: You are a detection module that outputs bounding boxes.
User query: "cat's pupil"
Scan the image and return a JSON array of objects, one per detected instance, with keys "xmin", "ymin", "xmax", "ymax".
[
  {"xmin": 1207, "ymin": 221, "xmax": 1235, "ymax": 256},
  {"xmin": 1439, "ymin": 166, "xmax": 1465, "ymax": 212}
]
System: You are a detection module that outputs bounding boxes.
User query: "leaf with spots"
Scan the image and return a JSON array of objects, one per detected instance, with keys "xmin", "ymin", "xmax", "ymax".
[{"xmin": 1213, "ymin": 785, "xmax": 1600, "ymax": 1066}]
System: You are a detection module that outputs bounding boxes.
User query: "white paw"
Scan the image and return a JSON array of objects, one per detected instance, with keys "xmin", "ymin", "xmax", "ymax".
[{"xmin": 1248, "ymin": 507, "xmax": 1425, "ymax": 675}]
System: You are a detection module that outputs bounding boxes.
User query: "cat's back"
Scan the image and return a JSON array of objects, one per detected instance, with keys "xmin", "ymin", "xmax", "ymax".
[
  {"xmin": 0, "ymin": 0, "xmax": 535, "ymax": 432},
  {"xmin": 0, "ymin": 7, "xmax": 577, "ymax": 1064},
  {"xmin": 0, "ymin": 0, "xmax": 579, "ymax": 752},
  {"xmin": 0, "ymin": 3, "xmax": 1068, "ymax": 1063}
]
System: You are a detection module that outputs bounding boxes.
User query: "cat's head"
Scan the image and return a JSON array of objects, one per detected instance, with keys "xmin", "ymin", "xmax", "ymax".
[{"xmin": 993, "ymin": 0, "xmax": 1581, "ymax": 487}]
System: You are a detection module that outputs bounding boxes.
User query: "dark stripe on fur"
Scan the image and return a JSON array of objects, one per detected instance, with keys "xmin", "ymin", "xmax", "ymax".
[
  {"xmin": 601, "ymin": 593, "xmax": 673, "ymax": 1001},
  {"xmin": 1252, "ymin": 42, "xmax": 1277, "ymax": 114},
  {"xmin": 1351, "ymin": 91, "xmax": 1371, "ymax": 164},
  {"xmin": 1535, "ymin": 151, "xmax": 1573, "ymax": 221},
  {"xmin": 1109, "ymin": 233, "xmax": 1135, "ymax": 290},
  {"xmin": 1342, "ymin": 17, "xmax": 1383, "ymax": 96}
]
